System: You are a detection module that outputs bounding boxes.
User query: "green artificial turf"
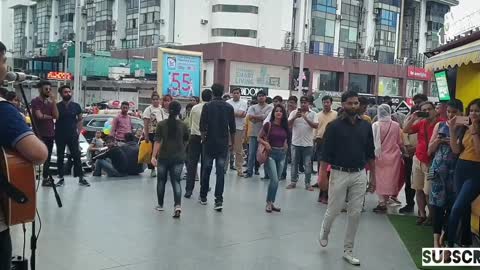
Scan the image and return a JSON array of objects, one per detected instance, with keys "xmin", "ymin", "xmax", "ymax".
[{"xmin": 387, "ymin": 214, "xmax": 477, "ymax": 270}]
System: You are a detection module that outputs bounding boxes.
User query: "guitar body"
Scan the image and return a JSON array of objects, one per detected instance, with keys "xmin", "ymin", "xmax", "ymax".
[{"xmin": 0, "ymin": 147, "xmax": 36, "ymax": 226}]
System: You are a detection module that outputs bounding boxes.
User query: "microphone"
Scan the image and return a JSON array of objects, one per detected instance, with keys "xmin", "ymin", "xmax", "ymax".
[{"xmin": 5, "ymin": 72, "xmax": 40, "ymax": 82}]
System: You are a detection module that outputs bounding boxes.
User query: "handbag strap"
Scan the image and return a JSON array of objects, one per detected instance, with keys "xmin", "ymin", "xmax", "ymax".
[{"xmin": 380, "ymin": 122, "xmax": 392, "ymax": 145}]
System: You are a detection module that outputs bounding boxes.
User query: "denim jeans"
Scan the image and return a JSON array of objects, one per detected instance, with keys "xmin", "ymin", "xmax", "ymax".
[
  {"xmin": 247, "ymin": 136, "xmax": 259, "ymax": 175},
  {"xmin": 94, "ymin": 159, "xmax": 125, "ymax": 177},
  {"xmin": 291, "ymin": 145, "xmax": 313, "ymax": 186},
  {"xmin": 201, "ymin": 148, "xmax": 227, "ymax": 203},
  {"xmin": 265, "ymin": 148, "xmax": 286, "ymax": 203},
  {"xmin": 186, "ymin": 135, "xmax": 202, "ymax": 193},
  {"xmin": 447, "ymin": 159, "xmax": 480, "ymax": 247},
  {"xmin": 157, "ymin": 160, "xmax": 183, "ymax": 207}
]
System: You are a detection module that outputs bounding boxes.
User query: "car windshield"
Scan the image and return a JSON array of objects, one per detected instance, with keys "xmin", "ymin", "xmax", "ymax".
[{"xmin": 87, "ymin": 118, "xmax": 113, "ymax": 128}]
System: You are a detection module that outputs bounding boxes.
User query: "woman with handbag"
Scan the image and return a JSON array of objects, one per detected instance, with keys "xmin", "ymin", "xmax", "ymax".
[
  {"xmin": 258, "ymin": 104, "xmax": 289, "ymax": 213},
  {"xmin": 372, "ymin": 104, "xmax": 405, "ymax": 213}
]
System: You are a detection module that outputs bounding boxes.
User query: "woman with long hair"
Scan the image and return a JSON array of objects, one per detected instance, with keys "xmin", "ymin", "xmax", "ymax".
[
  {"xmin": 151, "ymin": 101, "xmax": 189, "ymax": 218},
  {"xmin": 372, "ymin": 104, "xmax": 404, "ymax": 213},
  {"xmin": 427, "ymin": 99, "xmax": 463, "ymax": 247},
  {"xmin": 142, "ymin": 91, "xmax": 165, "ymax": 177},
  {"xmin": 447, "ymin": 98, "xmax": 480, "ymax": 247},
  {"xmin": 258, "ymin": 104, "xmax": 289, "ymax": 213}
]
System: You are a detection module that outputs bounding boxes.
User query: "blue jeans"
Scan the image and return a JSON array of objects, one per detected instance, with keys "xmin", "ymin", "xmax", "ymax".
[
  {"xmin": 447, "ymin": 159, "xmax": 480, "ymax": 247},
  {"xmin": 157, "ymin": 160, "xmax": 183, "ymax": 207},
  {"xmin": 291, "ymin": 145, "xmax": 313, "ymax": 186},
  {"xmin": 201, "ymin": 148, "xmax": 227, "ymax": 203},
  {"xmin": 265, "ymin": 148, "xmax": 286, "ymax": 203},
  {"xmin": 247, "ymin": 136, "xmax": 259, "ymax": 175},
  {"xmin": 94, "ymin": 159, "xmax": 125, "ymax": 177}
]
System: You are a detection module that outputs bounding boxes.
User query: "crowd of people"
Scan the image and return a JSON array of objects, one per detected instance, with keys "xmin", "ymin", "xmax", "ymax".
[{"xmin": 1, "ymin": 39, "xmax": 480, "ymax": 268}]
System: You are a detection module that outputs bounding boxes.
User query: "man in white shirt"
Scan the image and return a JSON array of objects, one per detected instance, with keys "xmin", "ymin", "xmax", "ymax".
[
  {"xmin": 227, "ymin": 87, "xmax": 248, "ymax": 177},
  {"xmin": 286, "ymin": 96, "xmax": 319, "ymax": 191},
  {"xmin": 185, "ymin": 89, "xmax": 212, "ymax": 198},
  {"xmin": 245, "ymin": 91, "xmax": 273, "ymax": 178}
]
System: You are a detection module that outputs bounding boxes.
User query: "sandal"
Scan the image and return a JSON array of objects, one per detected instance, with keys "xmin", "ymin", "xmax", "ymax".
[
  {"xmin": 416, "ymin": 216, "xmax": 427, "ymax": 225},
  {"xmin": 372, "ymin": 204, "xmax": 387, "ymax": 213},
  {"xmin": 422, "ymin": 217, "xmax": 432, "ymax": 226},
  {"xmin": 271, "ymin": 205, "xmax": 281, "ymax": 212}
]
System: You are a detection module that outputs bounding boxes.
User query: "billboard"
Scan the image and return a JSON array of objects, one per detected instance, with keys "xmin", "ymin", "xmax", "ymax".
[{"xmin": 157, "ymin": 48, "xmax": 203, "ymax": 98}]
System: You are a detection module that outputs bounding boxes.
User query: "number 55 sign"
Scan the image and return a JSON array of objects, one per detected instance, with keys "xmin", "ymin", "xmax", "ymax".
[{"xmin": 157, "ymin": 48, "xmax": 203, "ymax": 98}]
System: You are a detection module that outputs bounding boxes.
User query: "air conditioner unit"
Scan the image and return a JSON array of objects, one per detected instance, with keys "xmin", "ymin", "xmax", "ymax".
[
  {"xmin": 159, "ymin": 35, "xmax": 165, "ymax": 42},
  {"xmin": 336, "ymin": 14, "xmax": 342, "ymax": 20},
  {"xmin": 374, "ymin": 8, "xmax": 380, "ymax": 15},
  {"xmin": 155, "ymin": 19, "xmax": 165, "ymax": 24},
  {"xmin": 200, "ymin": 19, "xmax": 208, "ymax": 25}
]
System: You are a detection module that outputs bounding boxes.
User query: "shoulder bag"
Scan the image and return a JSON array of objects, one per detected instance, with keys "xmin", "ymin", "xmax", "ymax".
[{"xmin": 256, "ymin": 122, "xmax": 272, "ymax": 165}]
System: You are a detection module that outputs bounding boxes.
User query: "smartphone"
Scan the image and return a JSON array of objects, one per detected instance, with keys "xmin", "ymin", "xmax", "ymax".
[
  {"xmin": 456, "ymin": 116, "xmax": 471, "ymax": 125},
  {"xmin": 438, "ymin": 132, "xmax": 449, "ymax": 140},
  {"xmin": 416, "ymin": 111, "xmax": 429, "ymax": 118}
]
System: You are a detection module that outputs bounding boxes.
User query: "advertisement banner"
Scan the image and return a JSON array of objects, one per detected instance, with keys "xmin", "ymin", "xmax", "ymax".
[
  {"xmin": 230, "ymin": 85, "xmax": 269, "ymax": 98},
  {"xmin": 407, "ymin": 66, "xmax": 432, "ymax": 81},
  {"xmin": 157, "ymin": 48, "xmax": 203, "ymax": 98}
]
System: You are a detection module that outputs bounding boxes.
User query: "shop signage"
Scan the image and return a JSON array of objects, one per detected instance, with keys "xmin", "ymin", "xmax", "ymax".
[
  {"xmin": 230, "ymin": 85, "xmax": 269, "ymax": 97},
  {"xmin": 157, "ymin": 48, "xmax": 202, "ymax": 98},
  {"xmin": 395, "ymin": 101, "xmax": 411, "ymax": 115},
  {"xmin": 407, "ymin": 66, "xmax": 432, "ymax": 81},
  {"xmin": 47, "ymin": 71, "xmax": 73, "ymax": 81}
]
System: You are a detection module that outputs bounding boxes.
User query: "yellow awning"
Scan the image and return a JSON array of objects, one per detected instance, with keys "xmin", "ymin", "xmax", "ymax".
[{"xmin": 425, "ymin": 39, "xmax": 480, "ymax": 71}]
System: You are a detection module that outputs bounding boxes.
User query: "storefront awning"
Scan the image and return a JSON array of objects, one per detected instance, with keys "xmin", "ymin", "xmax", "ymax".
[{"xmin": 425, "ymin": 39, "xmax": 480, "ymax": 71}]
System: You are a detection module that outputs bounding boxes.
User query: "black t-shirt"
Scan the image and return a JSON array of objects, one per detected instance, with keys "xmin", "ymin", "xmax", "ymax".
[
  {"xmin": 102, "ymin": 147, "xmax": 129, "ymax": 174},
  {"xmin": 55, "ymin": 101, "xmax": 82, "ymax": 138},
  {"xmin": 123, "ymin": 142, "xmax": 143, "ymax": 175}
]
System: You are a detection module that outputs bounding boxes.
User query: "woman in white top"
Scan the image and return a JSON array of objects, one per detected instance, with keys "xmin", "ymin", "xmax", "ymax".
[{"xmin": 143, "ymin": 92, "xmax": 166, "ymax": 177}]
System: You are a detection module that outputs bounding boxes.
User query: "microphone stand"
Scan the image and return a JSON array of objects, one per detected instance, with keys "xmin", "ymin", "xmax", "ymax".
[{"xmin": 17, "ymin": 82, "xmax": 63, "ymax": 270}]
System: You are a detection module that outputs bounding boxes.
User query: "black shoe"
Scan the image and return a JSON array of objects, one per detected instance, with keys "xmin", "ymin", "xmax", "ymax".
[
  {"xmin": 280, "ymin": 174, "xmax": 286, "ymax": 180},
  {"xmin": 79, "ymin": 178, "xmax": 91, "ymax": 187},
  {"xmin": 254, "ymin": 171, "xmax": 260, "ymax": 175},
  {"xmin": 55, "ymin": 179, "xmax": 65, "ymax": 187},
  {"xmin": 399, "ymin": 205, "xmax": 414, "ymax": 214},
  {"xmin": 199, "ymin": 197, "xmax": 207, "ymax": 205},
  {"xmin": 312, "ymin": 183, "xmax": 319, "ymax": 188},
  {"xmin": 244, "ymin": 173, "xmax": 252, "ymax": 178},
  {"xmin": 230, "ymin": 165, "xmax": 236, "ymax": 170},
  {"xmin": 312, "ymin": 170, "xmax": 318, "ymax": 175},
  {"xmin": 42, "ymin": 179, "xmax": 55, "ymax": 187},
  {"xmin": 214, "ymin": 202, "xmax": 223, "ymax": 211},
  {"xmin": 184, "ymin": 191, "xmax": 192, "ymax": 199},
  {"xmin": 261, "ymin": 176, "xmax": 270, "ymax": 180}
]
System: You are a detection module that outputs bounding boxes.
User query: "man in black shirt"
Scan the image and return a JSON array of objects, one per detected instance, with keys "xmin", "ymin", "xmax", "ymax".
[
  {"xmin": 318, "ymin": 91, "xmax": 376, "ymax": 266},
  {"xmin": 199, "ymin": 83, "xmax": 235, "ymax": 211},
  {"xmin": 92, "ymin": 136, "xmax": 129, "ymax": 177},
  {"xmin": 55, "ymin": 85, "xmax": 90, "ymax": 186}
]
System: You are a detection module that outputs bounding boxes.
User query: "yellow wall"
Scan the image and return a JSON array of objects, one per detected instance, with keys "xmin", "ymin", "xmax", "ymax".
[{"xmin": 456, "ymin": 63, "xmax": 480, "ymax": 108}]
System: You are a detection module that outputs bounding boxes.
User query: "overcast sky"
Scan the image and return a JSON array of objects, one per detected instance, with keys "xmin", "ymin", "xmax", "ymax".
[{"xmin": 450, "ymin": 0, "xmax": 479, "ymax": 19}]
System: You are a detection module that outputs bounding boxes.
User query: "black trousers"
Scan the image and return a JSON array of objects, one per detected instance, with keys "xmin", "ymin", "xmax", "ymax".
[
  {"xmin": 403, "ymin": 156, "xmax": 415, "ymax": 206},
  {"xmin": 56, "ymin": 135, "xmax": 83, "ymax": 178},
  {"xmin": 147, "ymin": 133, "xmax": 155, "ymax": 170},
  {"xmin": 186, "ymin": 135, "xmax": 202, "ymax": 193},
  {"xmin": 0, "ymin": 229, "xmax": 11, "ymax": 270},
  {"xmin": 41, "ymin": 137, "xmax": 54, "ymax": 179}
]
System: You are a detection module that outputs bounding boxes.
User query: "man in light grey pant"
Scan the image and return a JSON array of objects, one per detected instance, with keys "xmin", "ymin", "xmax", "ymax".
[{"xmin": 317, "ymin": 91, "xmax": 376, "ymax": 266}]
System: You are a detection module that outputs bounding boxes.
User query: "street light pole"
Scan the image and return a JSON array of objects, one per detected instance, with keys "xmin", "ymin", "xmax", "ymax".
[
  {"xmin": 73, "ymin": 0, "xmax": 82, "ymax": 103},
  {"xmin": 64, "ymin": 44, "xmax": 68, "ymax": 85},
  {"xmin": 296, "ymin": 0, "xmax": 308, "ymax": 107}
]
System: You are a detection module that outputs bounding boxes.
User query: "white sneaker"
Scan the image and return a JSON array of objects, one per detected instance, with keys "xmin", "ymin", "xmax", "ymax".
[
  {"xmin": 343, "ymin": 251, "xmax": 360, "ymax": 266},
  {"xmin": 155, "ymin": 205, "xmax": 164, "ymax": 211},
  {"xmin": 150, "ymin": 170, "xmax": 157, "ymax": 177},
  {"xmin": 318, "ymin": 229, "xmax": 328, "ymax": 247}
]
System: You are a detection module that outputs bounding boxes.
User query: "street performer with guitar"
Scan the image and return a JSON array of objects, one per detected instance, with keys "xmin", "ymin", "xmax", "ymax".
[{"xmin": 0, "ymin": 41, "xmax": 48, "ymax": 270}]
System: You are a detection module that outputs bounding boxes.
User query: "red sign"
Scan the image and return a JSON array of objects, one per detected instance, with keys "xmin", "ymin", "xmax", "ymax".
[
  {"xmin": 47, "ymin": 71, "xmax": 73, "ymax": 81},
  {"xmin": 407, "ymin": 66, "xmax": 432, "ymax": 81}
]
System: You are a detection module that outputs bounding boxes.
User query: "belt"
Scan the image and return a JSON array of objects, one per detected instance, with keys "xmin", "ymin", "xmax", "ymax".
[{"xmin": 331, "ymin": 165, "xmax": 363, "ymax": 173}]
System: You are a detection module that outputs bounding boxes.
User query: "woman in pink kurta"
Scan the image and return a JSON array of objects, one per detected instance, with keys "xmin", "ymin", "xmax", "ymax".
[{"xmin": 372, "ymin": 104, "xmax": 404, "ymax": 213}]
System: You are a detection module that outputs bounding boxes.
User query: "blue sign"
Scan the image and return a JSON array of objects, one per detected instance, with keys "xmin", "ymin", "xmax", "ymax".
[{"xmin": 161, "ymin": 53, "xmax": 201, "ymax": 98}]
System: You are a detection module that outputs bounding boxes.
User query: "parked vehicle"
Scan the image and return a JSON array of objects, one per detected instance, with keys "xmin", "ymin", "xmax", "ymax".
[{"xmin": 81, "ymin": 114, "xmax": 144, "ymax": 142}]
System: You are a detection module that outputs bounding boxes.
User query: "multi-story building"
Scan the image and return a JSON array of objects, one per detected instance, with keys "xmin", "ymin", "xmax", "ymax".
[{"xmin": 2, "ymin": 0, "xmax": 458, "ymax": 62}]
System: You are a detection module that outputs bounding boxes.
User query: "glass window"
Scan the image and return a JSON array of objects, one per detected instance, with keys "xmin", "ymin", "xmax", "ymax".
[
  {"xmin": 310, "ymin": 41, "xmax": 334, "ymax": 56},
  {"xmin": 212, "ymin": 5, "xmax": 258, "ymax": 14},
  {"xmin": 318, "ymin": 71, "xmax": 339, "ymax": 92},
  {"xmin": 340, "ymin": 26, "xmax": 357, "ymax": 42},
  {"xmin": 378, "ymin": 77, "xmax": 399, "ymax": 96},
  {"xmin": 211, "ymin": 29, "xmax": 257, "ymax": 38},
  {"xmin": 349, "ymin": 74, "xmax": 373, "ymax": 94},
  {"xmin": 312, "ymin": 0, "xmax": 337, "ymax": 14},
  {"xmin": 312, "ymin": 18, "xmax": 335, "ymax": 38},
  {"xmin": 406, "ymin": 80, "xmax": 424, "ymax": 97},
  {"xmin": 380, "ymin": 10, "xmax": 398, "ymax": 28}
]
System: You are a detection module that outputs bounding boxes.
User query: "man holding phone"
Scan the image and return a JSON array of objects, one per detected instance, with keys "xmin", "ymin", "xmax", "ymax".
[{"xmin": 403, "ymin": 101, "xmax": 444, "ymax": 225}]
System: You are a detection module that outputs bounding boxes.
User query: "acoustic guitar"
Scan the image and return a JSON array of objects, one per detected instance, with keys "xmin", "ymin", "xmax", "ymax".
[{"xmin": 0, "ymin": 147, "xmax": 36, "ymax": 226}]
